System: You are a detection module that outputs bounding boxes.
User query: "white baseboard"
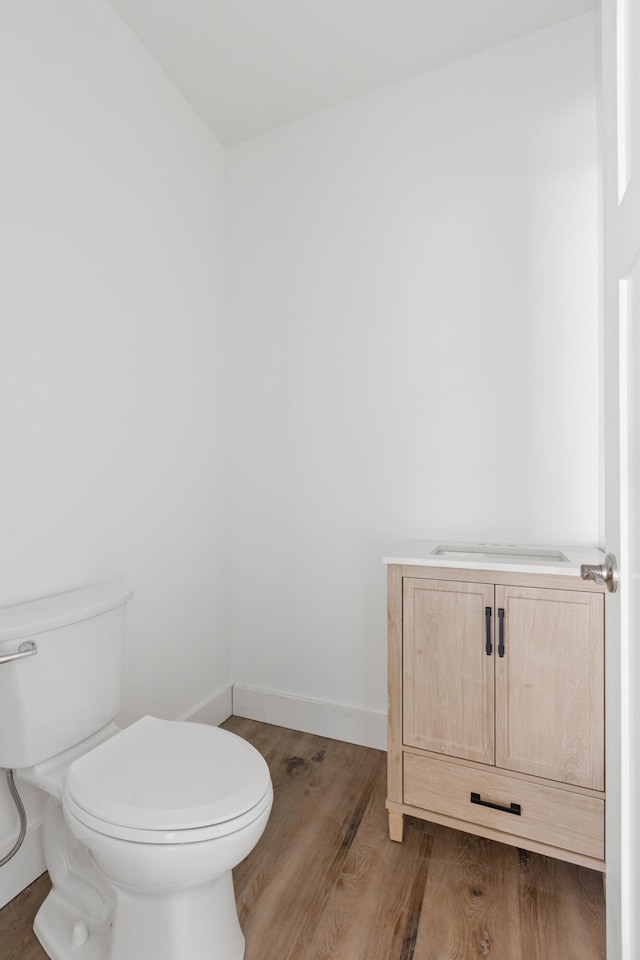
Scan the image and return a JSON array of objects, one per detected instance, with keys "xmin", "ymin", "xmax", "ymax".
[
  {"xmin": 180, "ymin": 684, "xmax": 233, "ymax": 726},
  {"xmin": 0, "ymin": 816, "xmax": 46, "ymax": 910},
  {"xmin": 232, "ymin": 685, "xmax": 387, "ymax": 751}
]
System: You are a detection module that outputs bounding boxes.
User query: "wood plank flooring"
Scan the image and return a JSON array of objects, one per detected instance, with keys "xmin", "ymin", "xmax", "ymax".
[{"xmin": 0, "ymin": 718, "xmax": 606, "ymax": 959}]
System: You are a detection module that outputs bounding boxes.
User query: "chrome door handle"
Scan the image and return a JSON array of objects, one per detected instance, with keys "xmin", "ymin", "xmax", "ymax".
[
  {"xmin": 580, "ymin": 553, "xmax": 619, "ymax": 593},
  {"xmin": 0, "ymin": 640, "xmax": 38, "ymax": 665}
]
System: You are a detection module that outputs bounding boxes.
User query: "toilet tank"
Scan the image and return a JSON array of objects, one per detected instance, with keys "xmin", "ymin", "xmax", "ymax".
[{"xmin": 0, "ymin": 581, "xmax": 133, "ymax": 769}]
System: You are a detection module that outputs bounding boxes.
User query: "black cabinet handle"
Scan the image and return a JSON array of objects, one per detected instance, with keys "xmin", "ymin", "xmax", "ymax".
[
  {"xmin": 470, "ymin": 792, "xmax": 521, "ymax": 816},
  {"xmin": 498, "ymin": 607, "xmax": 505, "ymax": 657},
  {"xmin": 485, "ymin": 607, "xmax": 492, "ymax": 655}
]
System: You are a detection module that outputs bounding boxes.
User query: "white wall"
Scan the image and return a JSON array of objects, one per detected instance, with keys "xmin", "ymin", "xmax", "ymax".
[
  {"xmin": 0, "ymin": 0, "xmax": 228, "ymax": 903},
  {"xmin": 227, "ymin": 15, "xmax": 600, "ymax": 736},
  {"xmin": 0, "ymin": 0, "xmax": 600, "ymax": 910}
]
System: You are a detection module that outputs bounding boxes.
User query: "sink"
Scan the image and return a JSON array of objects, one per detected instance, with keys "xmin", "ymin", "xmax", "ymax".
[{"xmin": 431, "ymin": 544, "xmax": 569, "ymax": 564}]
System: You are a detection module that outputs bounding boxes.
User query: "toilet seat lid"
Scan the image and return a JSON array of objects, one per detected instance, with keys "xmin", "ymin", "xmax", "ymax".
[{"xmin": 66, "ymin": 716, "xmax": 271, "ymax": 831}]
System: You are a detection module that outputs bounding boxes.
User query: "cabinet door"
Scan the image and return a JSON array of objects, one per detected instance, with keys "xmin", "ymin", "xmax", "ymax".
[
  {"xmin": 403, "ymin": 578, "xmax": 495, "ymax": 764},
  {"xmin": 495, "ymin": 586, "xmax": 604, "ymax": 789}
]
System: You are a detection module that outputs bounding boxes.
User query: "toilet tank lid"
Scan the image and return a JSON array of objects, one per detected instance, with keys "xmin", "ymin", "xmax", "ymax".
[{"xmin": 0, "ymin": 581, "xmax": 134, "ymax": 643}]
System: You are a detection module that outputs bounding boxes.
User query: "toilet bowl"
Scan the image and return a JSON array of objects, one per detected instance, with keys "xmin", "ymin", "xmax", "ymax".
[{"xmin": 30, "ymin": 716, "xmax": 273, "ymax": 960}]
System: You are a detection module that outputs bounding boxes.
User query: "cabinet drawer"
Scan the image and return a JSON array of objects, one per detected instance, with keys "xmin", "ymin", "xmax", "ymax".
[{"xmin": 403, "ymin": 753, "xmax": 604, "ymax": 860}]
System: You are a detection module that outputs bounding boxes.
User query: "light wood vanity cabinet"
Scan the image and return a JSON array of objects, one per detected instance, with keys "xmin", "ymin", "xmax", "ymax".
[{"xmin": 387, "ymin": 563, "xmax": 606, "ymax": 870}]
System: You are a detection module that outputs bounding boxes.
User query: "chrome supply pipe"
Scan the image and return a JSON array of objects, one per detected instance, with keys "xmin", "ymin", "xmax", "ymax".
[{"xmin": 0, "ymin": 770, "xmax": 27, "ymax": 866}]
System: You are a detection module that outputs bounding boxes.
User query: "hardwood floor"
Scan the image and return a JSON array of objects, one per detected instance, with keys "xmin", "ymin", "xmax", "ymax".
[{"xmin": 0, "ymin": 718, "xmax": 606, "ymax": 959}]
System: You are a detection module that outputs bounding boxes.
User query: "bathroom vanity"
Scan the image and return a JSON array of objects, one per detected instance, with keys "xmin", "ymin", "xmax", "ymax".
[{"xmin": 385, "ymin": 542, "xmax": 606, "ymax": 871}]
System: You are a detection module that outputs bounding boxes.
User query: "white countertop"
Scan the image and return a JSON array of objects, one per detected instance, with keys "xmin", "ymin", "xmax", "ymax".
[{"xmin": 383, "ymin": 540, "xmax": 605, "ymax": 578}]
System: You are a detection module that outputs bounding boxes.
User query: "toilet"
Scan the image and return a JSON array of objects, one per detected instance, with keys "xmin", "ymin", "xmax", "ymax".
[{"xmin": 0, "ymin": 582, "xmax": 273, "ymax": 960}]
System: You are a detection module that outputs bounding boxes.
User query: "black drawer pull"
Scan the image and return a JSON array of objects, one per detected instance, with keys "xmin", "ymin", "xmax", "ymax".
[
  {"xmin": 498, "ymin": 607, "xmax": 505, "ymax": 657},
  {"xmin": 470, "ymin": 791, "xmax": 521, "ymax": 816}
]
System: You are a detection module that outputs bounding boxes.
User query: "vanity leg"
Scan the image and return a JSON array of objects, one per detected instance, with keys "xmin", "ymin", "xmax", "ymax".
[{"xmin": 388, "ymin": 812, "xmax": 404, "ymax": 842}]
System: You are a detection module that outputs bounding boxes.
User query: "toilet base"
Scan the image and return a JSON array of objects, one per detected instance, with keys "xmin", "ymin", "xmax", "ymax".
[
  {"xmin": 34, "ymin": 889, "xmax": 112, "ymax": 960},
  {"xmin": 108, "ymin": 871, "xmax": 245, "ymax": 960},
  {"xmin": 34, "ymin": 871, "xmax": 245, "ymax": 960}
]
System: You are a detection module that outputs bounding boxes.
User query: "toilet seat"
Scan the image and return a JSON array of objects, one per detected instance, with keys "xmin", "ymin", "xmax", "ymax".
[
  {"xmin": 62, "ymin": 716, "xmax": 272, "ymax": 844},
  {"xmin": 63, "ymin": 783, "xmax": 273, "ymax": 844}
]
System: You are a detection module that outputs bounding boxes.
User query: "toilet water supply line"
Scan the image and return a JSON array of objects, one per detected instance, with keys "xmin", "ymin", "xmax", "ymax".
[
  {"xmin": 0, "ymin": 642, "xmax": 35, "ymax": 865},
  {"xmin": 0, "ymin": 770, "xmax": 27, "ymax": 866}
]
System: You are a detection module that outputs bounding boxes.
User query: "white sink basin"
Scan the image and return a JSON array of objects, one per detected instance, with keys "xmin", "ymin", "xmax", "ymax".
[{"xmin": 431, "ymin": 544, "xmax": 569, "ymax": 564}]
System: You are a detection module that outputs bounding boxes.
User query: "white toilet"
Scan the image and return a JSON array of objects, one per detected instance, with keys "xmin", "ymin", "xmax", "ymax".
[{"xmin": 0, "ymin": 582, "xmax": 273, "ymax": 960}]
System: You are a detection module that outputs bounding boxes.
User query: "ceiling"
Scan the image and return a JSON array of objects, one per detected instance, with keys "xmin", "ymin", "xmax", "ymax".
[{"xmin": 107, "ymin": 0, "xmax": 598, "ymax": 146}]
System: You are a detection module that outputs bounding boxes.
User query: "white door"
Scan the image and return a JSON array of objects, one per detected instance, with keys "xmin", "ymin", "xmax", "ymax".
[{"xmin": 601, "ymin": 2, "xmax": 640, "ymax": 958}]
